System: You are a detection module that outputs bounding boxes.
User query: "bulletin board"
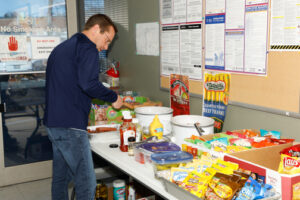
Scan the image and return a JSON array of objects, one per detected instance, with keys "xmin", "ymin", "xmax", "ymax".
[
  {"xmin": 161, "ymin": 51, "xmax": 300, "ymax": 113},
  {"xmin": 160, "ymin": 0, "xmax": 300, "ymax": 114}
]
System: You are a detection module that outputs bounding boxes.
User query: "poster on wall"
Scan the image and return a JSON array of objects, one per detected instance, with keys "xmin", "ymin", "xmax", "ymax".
[
  {"xmin": 170, "ymin": 74, "xmax": 190, "ymax": 116},
  {"xmin": 31, "ymin": 37, "xmax": 61, "ymax": 60},
  {"xmin": 205, "ymin": 14, "xmax": 225, "ymax": 71},
  {"xmin": 136, "ymin": 22, "xmax": 159, "ymax": 56},
  {"xmin": 204, "ymin": 0, "xmax": 268, "ymax": 75},
  {"xmin": 160, "ymin": 0, "xmax": 203, "ymax": 80},
  {"xmin": 202, "ymin": 72, "xmax": 231, "ymax": 133},
  {"xmin": 0, "ymin": 35, "xmax": 28, "ymax": 63},
  {"xmin": 270, "ymin": 0, "xmax": 300, "ymax": 51}
]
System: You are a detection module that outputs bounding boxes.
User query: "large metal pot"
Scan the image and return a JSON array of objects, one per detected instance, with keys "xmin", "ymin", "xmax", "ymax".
[
  {"xmin": 134, "ymin": 106, "xmax": 173, "ymax": 135},
  {"xmin": 171, "ymin": 115, "xmax": 214, "ymax": 146}
]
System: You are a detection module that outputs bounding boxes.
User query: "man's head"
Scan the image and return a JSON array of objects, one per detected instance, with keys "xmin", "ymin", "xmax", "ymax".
[{"xmin": 82, "ymin": 14, "xmax": 118, "ymax": 51}]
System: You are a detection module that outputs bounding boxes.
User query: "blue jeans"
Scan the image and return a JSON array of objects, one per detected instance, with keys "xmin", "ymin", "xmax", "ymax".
[{"xmin": 47, "ymin": 127, "xmax": 96, "ymax": 200}]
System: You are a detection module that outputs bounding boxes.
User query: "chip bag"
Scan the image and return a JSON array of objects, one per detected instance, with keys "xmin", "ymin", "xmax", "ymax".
[{"xmin": 278, "ymin": 154, "xmax": 300, "ymax": 174}]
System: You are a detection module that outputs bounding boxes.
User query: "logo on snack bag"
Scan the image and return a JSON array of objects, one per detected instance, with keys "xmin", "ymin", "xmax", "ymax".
[
  {"xmin": 205, "ymin": 81, "xmax": 225, "ymax": 92},
  {"xmin": 284, "ymin": 157, "xmax": 300, "ymax": 168}
]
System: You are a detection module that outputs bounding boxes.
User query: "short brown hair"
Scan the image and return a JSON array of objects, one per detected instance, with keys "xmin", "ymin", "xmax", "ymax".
[{"xmin": 84, "ymin": 14, "xmax": 118, "ymax": 33}]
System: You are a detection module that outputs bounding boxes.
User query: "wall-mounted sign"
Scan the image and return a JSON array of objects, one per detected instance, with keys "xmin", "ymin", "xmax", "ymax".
[
  {"xmin": 31, "ymin": 37, "xmax": 61, "ymax": 60},
  {"xmin": 0, "ymin": 35, "xmax": 28, "ymax": 63}
]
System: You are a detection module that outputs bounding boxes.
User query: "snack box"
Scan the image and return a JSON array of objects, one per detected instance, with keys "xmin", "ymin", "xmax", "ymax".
[
  {"xmin": 200, "ymin": 129, "xmax": 260, "ymax": 141},
  {"xmin": 183, "ymin": 129, "xmax": 293, "ymax": 159},
  {"xmin": 224, "ymin": 142, "xmax": 300, "ymax": 200},
  {"xmin": 134, "ymin": 142, "xmax": 181, "ymax": 165}
]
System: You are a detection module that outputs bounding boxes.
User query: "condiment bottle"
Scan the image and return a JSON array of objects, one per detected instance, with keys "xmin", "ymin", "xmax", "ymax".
[
  {"xmin": 149, "ymin": 115, "xmax": 163, "ymax": 139},
  {"xmin": 132, "ymin": 118, "xmax": 142, "ymax": 142},
  {"xmin": 127, "ymin": 137, "xmax": 135, "ymax": 156},
  {"xmin": 120, "ymin": 111, "xmax": 136, "ymax": 152}
]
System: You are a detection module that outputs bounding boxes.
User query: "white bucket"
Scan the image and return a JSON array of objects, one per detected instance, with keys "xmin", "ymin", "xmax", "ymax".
[
  {"xmin": 134, "ymin": 106, "xmax": 173, "ymax": 135},
  {"xmin": 171, "ymin": 115, "xmax": 215, "ymax": 146}
]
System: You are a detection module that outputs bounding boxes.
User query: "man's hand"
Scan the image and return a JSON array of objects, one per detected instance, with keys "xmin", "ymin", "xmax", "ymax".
[{"xmin": 112, "ymin": 95, "xmax": 123, "ymax": 109}]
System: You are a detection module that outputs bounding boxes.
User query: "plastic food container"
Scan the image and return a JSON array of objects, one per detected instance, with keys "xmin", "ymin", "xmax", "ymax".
[
  {"xmin": 134, "ymin": 142, "xmax": 180, "ymax": 164},
  {"xmin": 151, "ymin": 151, "xmax": 193, "ymax": 165},
  {"xmin": 171, "ymin": 115, "xmax": 214, "ymax": 146},
  {"xmin": 135, "ymin": 106, "xmax": 173, "ymax": 135},
  {"xmin": 151, "ymin": 151, "xmax": 193, "ymax": 178}
]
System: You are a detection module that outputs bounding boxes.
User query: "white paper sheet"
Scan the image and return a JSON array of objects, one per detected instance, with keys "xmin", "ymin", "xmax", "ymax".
[
  {"xmin": 180, "ymin": 24, "xmax": 202, "ymax": 79},
  {"xmin": 173, "ymin": 0, "xmax": 187, "ymax": 23},
  {"xmin": 270, "ymin": 0, "xmax": 300, "ymax": 50},
  {"xmin": 244, "ymin": 4, "xmax": 268, "ymax": 73},
  {"xmin": 225, "ymin": 31, "xmax": 244, "ymax": 72},
  {"xmin": 225, "ymin": 0, "xmax": 245, "ymax": 29},
  {"xmin": 31, "ymin": 36, "xmax": 60, "ymax": 59},
  {"xmin": 205, "ymin": 15, "xmax": 225, "ymax": 70},
  {"xmin": 136, "ymin": 22, "xmax": 159, "ymax": 56},
  {"xmin": 161, "ymin": 25, "xmax": 180, "ymax": 75},
  {"xmin": 160, "ymin": 0, "xmax": 173, "ymax": 24},
  {"xmin": 205, "ymin": 0, "xmax": 225, "ymax": 14},
  {"xmin": 187, "ymin": 0, "xmax": 202, "ymax": 22}
]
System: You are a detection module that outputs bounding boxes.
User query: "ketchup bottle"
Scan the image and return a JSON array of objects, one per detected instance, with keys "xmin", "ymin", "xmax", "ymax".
[{"xmin": 120, "ymin": 111, "xmax": 136, "ymax": 152}]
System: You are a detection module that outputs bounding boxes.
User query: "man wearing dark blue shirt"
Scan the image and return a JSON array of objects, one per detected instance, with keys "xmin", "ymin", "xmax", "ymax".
[{"xmin": 44, "ymin": 14, "xmax": 123, "ymax": 200}]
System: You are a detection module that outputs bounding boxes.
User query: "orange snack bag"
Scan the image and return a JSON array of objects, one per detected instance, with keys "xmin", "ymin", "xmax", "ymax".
[{"xmin": 243, "ymin": 129, "xmax": 259, "ymax": 138}]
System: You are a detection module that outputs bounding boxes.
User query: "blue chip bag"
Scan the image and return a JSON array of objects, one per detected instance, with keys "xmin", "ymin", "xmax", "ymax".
[{"xmin": 260, "ymin": 129, "xmax": 281, "ymax": 139}]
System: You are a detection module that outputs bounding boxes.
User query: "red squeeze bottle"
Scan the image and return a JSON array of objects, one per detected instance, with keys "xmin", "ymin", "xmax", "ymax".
[{"xmin": 119, "ymin": 111, "xmax": 136, "ymax": 152}]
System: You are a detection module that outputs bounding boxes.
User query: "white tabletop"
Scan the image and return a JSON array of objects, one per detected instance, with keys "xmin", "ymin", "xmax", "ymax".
[{"xmin": 90, "ymin": 134, "xmax": 178, "ymax": 200}]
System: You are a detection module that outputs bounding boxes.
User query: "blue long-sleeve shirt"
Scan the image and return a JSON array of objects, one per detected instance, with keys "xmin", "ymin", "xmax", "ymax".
[{"xmin": 44, "ymin": 33, "xmax": 117, "ymax": 130}]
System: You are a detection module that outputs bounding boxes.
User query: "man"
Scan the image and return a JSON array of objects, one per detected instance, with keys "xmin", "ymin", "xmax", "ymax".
[{"xmin": 44, "ymin": 14, "xmax": 123, "ymax": 200}]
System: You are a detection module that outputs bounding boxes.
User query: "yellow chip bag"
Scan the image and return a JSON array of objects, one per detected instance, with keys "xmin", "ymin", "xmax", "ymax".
[
  {"xmin": 226, "ymin": 145, "xmax": 249, "ymax": 153},
  {"xmin": 170, "ymin": 168, "xmax": 190, "ymax": 183},
  {"xmin": 278, "ymin": 154, "xmax": 300, "ymax": 175},
  {"xmin": 216, "ymin": 159, "xmax": 239, "ymax": 171}
]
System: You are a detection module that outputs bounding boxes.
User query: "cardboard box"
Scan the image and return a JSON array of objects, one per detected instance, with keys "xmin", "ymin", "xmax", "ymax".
[
  {"xmin": 199, "ymin": 129, "xmax": 260, "ymax": 141},
  {"xmin": 224, "ymin": 143, "xmax": 300, "ymax": 200},
  {"xmin": 183, "ymin": 129, "xmax": 261, "ymax": 158}
]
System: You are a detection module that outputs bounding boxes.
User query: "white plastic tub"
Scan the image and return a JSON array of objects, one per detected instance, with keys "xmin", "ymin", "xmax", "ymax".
[
  {"xmin": 171, "ymin": 115, "xmax": 214, "ymax": 146},
  {"xmin": 134, "ymin": 106, "xmax": 173, "ymax": 135}
]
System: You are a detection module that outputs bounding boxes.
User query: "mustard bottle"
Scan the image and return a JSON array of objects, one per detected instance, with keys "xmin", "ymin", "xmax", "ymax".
[{"xmin": 149, "ymin": 115, "xmax": 163, "ymax": 139}]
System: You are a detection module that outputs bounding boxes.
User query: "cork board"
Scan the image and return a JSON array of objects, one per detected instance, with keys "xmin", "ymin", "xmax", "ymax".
[{"xmin": 161, "ymin": 51, "xmax": 300, "ymax": 113}]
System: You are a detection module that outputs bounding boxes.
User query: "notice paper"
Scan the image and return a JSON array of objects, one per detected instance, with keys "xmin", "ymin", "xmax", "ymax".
[
  {"xmin": 270, "ymin": 0, "xmax": 300, "ymax": 50},
  {"xmin": 136, "ymin": 22, "xmax": 159, "ymax": 56},
  {"xmin": 205, "ymin": 14, "xmax": 225, "ymax": 70},
  {"xmin": 180, "ymin": 24, "xmax": 202, "ymax": 79},
  {"xmin": 161, "ymin": 25, "xmax": 180, "ymax": 76},
  {"xmin": 244, "ymin": 4, "xmax": 268, "ymax": 73}
]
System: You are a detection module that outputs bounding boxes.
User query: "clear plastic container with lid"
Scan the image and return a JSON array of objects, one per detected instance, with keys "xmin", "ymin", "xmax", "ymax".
[
  {"xmin": 134, "ymin": 142, "xmax": 181, "ymax": 164},
  {"xmin": 151, "ymin": 151, "xmax": 193, "ymax": 178}
]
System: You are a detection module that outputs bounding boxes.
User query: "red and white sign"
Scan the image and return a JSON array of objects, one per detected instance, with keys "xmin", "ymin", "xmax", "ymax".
[
  {"xmin": 0, "ymin": 35, "xmax": 28, "ymax": 62},
  {"xmin": 31, "ymin": 36, "xmax": 60, "ymax": 59}
]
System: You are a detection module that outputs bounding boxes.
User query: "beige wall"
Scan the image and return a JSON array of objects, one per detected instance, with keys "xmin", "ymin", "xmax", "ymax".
[{"xmin": 109, "ymin": 0, "xmax": 300, "ymax": 141}]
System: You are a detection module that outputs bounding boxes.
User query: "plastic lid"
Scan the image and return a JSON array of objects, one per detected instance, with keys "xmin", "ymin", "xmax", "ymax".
[
  {"xmin": 128, "ymin": 137, "xmax": 136, "ymax": 142},
  {"xmin": 122, "ymin": 111, "xmax": 132, "ymax": 120},
  {"xmin": 138, "ymin": 142, "xmax": 180, "ymax": 153},
  {"xmin": 132, "ymin": 118, "xmax": 139, "ymax": 123},
  {"xmin": 113, "ymin": 179, "xmax": 125, "ymax": 188},
  {"xmin": 151, "ymin": 151, "xmax": 193, "ymax": 165}
]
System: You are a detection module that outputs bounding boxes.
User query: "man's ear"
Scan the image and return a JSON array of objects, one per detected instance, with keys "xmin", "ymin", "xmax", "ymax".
[{"xmin": 92, "ymin": 24, "xmax": 100, "ymax": 34}]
